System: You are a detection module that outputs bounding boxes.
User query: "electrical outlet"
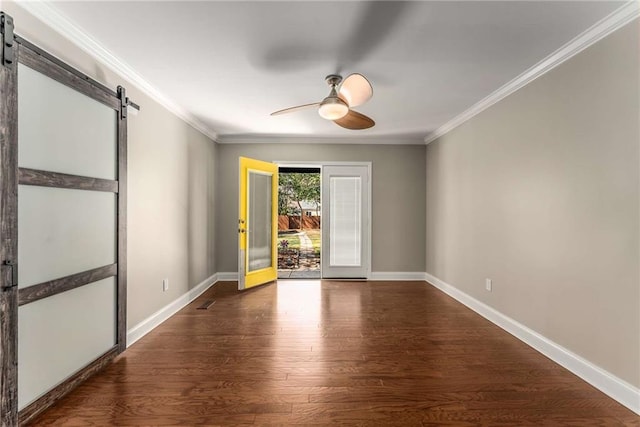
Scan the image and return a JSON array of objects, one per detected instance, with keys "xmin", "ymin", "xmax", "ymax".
[
  {"xmin": 162, "ymin": 278, "xmax": 169, "ymax": 292},
  {"xmin": 485, "ymin": 278, "xmax": 492, "ymax": 292}
]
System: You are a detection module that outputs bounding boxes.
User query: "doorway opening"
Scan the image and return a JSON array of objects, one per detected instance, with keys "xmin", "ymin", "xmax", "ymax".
[{"xmin": 277, "ymin": 167, "xmax": 321, "ymax": 279}]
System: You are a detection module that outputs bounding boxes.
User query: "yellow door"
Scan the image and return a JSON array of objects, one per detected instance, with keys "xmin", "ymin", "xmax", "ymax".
[{"xmin": 238, "ymin": 157, "xmax": 278, "ymax": 290}]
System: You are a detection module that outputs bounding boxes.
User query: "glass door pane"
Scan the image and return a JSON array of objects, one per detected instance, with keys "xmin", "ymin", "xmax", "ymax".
[
  {"xmin": 18, "ymin": 186, "xmax": 116, "ymax": 288},
  {"xmin": 18, "ymin": 63, "xmax": 117, "ymax": 180},
  {"xmin": 248, "ymin": 172, "xmax": 273, "ymax": 272},
  {"xmin": 18, "ymin": 278, "xmax": 117, "ymax": 409}
]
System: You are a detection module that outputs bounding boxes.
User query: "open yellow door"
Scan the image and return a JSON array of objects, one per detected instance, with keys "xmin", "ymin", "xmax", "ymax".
[{"xmin": 238, "ymin": 157, "xmax": 278, "ymax": 290}]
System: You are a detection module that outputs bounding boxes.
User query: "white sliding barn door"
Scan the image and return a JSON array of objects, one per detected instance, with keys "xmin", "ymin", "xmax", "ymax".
[
  {"xmin": 0, "ymin": 25, "xmax": 130, "ymax": 423},
  {"xmin": 16, "ymin": 61, "xmax": 120, "ymax": 410}
]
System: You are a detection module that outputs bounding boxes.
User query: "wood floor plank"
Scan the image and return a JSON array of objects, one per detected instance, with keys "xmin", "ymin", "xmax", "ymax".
[{"xmin": 29, "ymin": 280, "xmax": 639, "ymax": 425}]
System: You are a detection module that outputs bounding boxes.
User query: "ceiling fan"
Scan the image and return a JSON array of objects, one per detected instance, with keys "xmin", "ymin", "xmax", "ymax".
[{"xmin": 271, "ymin": 74, "xmax": 375, "ymax": 130}]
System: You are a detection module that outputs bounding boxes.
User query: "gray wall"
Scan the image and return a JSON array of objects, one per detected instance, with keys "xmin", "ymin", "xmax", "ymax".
[
  {"xmin": 426, "ymin": 20, "xmax": 639, "ymax": 387},
  {"xmin": 216, "ymin": 143, "xmax": 426, "ymax": 273},
  {"xmin": 6, "ymin": 2, "xmax": 218, "ymax": 328}
]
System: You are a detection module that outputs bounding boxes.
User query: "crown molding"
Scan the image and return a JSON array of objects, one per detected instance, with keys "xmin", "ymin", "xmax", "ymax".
[
  {"xmin": 17, "ymin": 1, "xmax": 219, "ymax": 142},
  {"xmin": 218, "ymin": 134, "xmax": 425, "ymax": 145},
  {"xmin": 424, "ymin": 1, "xmax": 640, "ymax": 145}
]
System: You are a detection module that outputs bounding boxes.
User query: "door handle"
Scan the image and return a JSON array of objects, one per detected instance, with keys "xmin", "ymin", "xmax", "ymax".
[{"xmin": 1, "ymin": 260, "xmax": 17, "ymax": 290}]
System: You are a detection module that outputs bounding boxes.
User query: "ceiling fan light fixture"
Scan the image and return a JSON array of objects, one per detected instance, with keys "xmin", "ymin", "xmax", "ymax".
[{"xmin": 318, "ymin": 97, "xmax": 348, "ymax": 120}]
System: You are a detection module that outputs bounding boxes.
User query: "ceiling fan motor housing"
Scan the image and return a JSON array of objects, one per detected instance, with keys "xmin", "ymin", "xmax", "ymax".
[
  {"xmin": 325, "ymin": 74, "xmax": 343, "ymax": 87},
  {"xmin": 318, "ymin": 75, "xmax": 348, "ymax": 120}
]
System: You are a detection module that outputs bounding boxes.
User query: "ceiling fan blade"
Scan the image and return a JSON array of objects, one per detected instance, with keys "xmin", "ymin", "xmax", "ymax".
[
  {"xmin": 333, "ymin": 110, "xmax": 375, "ymax": 130},
  {"xmin": 271, "ymin": 102, "xmax": 320, "ymax": 116},
  {"xmin": 339, "ymin": 73, "xmax": 373, "ymax": 107}
]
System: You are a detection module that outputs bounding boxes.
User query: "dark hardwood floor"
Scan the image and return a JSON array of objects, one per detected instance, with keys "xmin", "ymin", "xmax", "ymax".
[{"xmin": 31, "ymin": 280, "xmax": 639, "ymax": 425}]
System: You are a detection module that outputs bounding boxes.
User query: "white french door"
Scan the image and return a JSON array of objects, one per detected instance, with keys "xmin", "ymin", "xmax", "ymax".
[{"xmin": 321, "ymin": 165, "xmax": 370, "ymax": 279}]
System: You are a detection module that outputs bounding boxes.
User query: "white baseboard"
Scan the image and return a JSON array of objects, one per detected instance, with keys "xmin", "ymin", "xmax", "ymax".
[
  {"xmin": 126, "ymin": 273, "xmax": 219, "ymax": 347},
  {"xmin": 216, "ymin": 272, "xmax": 238, "ymax": 281},
  {"xmin": 424, "ymin": 272, "xmax": 640, "ymax": 415},
  {"xmin": 369, "ymin": 271, "xmax": 428, "ymax": 281}
]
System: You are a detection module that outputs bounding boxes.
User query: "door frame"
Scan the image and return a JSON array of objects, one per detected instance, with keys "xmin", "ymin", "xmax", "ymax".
[
  {"xmin": 276, "ymin": 164, "xmax": 322, "ymax": 280},
  {"xmin": 275, "ymin": 161, "xmax": 372, "ymax": 280}
]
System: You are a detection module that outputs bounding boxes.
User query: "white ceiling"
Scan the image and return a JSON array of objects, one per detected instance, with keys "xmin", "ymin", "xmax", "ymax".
[{"xmin": 43, "ymin": 1, "xmax": 625, "ymax": 142}]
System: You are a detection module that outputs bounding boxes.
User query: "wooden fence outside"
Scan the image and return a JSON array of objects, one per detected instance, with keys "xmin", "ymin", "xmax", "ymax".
[{"xmin": 278, "ymin": 215, "xmax": 321, "ymax": 230}]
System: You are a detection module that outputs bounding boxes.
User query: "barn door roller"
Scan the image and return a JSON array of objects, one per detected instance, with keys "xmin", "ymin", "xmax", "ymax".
[{"xmin": 0, "ymin": 12, "xmax": 15, "ymax": 68}]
